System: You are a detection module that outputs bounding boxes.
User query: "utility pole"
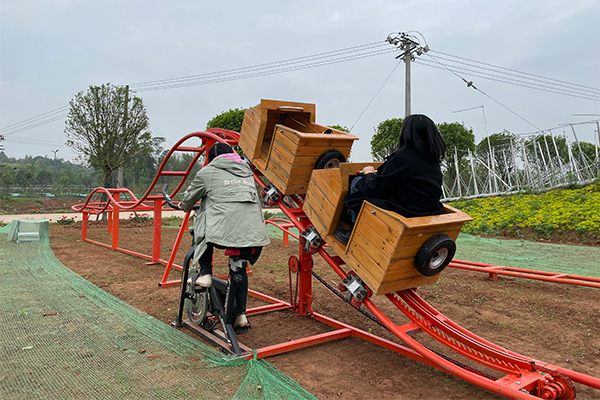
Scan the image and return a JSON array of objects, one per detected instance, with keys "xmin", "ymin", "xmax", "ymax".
[
  {"xmin": 118, "ymin": 85, "xmax": 129, "ymax": 188},
  {"xmin": 387, "ymin": 32, "xmax": 429, "ymax": 117}
]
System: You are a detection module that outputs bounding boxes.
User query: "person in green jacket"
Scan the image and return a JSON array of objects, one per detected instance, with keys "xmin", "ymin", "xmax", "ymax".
[{"xmin": 179, "ymin": 142, "xmax": 270, "ymax": 329}]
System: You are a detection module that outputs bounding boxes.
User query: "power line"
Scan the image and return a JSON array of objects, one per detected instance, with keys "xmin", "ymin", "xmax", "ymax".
[
  {"xmin": 430, "ymin": 50, "xmax": 600, "ymax": 94},
  {"xmin": 132, "ymin": 46, "xmax": 396, "ymax": 92},
  {"xmin": 0, "ymin": 106, "xmax": 69, "ymax": 135},
  {"xmin": 422, "ymin": 52, "xmax": 544, "ymax": 132},
  {"xmin": 131, "ymin": 41, "xmax": 389, "ymax": 89},
  {"xmin": 2, "ymin": 42, "xmax": 598, "ymax": 139},
  {"xmin": 415, "ymin": 57, "xmax": 600, "ymax": 101},
  {"xmin": 414, "ymin": 58, "xmax": 600, "ymax": 102}
]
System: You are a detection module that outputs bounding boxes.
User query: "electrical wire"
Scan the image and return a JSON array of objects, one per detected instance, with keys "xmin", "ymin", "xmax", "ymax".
[
  {"xmin": 0, "ymin": 106, "xmax": 69, "ymax": 135},
  {"xmin": 3, "ymin": 41, "xmax": 598, "ymax": 140},
  {"xmin": 131, "ymin": 47, "xmax": 396, "ymax": 92},
  {"xmin": 349, "ymin": 58, "xmax": 403, "ymax": 132},
  {"xmin": 421, "ymin": 52, "xmax": 544, "ymax": 132},
  {"xmin": 414, "ymin": 58, "xmax": 600, "ymax": 101},
  {"xmin": 131, "ymin": 41, "xmax": 389, "ymax": 89},
  {"xmin": 431, "ymin": 50, "xmax": 600, "ymax": 95}
]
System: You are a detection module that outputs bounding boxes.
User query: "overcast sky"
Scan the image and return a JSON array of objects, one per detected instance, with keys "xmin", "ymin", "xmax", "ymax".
[{"xmin": 1, "ymin": 0, "xmax": 599, "ymax": 164}]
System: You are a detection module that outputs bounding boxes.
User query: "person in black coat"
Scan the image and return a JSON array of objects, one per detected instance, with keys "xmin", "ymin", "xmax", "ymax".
[{"xmin": 335, "ymin": 114, "xmax": 446, "ymax": 245}]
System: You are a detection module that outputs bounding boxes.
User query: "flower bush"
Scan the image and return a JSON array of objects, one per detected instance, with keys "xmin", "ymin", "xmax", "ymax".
[
  {"xmin": 55, "ymin": 215, "xmax": 76, "ymax": 225},
  {"xmin": 128, "ymin": 213, "xmax": 152, "ymax": 222},
  {"xmin": 449, "ymin": 181, "xmax": 600, "ymax": 236}
]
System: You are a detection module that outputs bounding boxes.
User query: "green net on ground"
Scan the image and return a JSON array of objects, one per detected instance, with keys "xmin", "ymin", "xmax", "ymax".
[
  {"xmin": 455, "ymin": 233, "xmax": 600, "ymax": 278},
  {"xmin": 0, "ymin": 220, "xmax": 317, "ymax": 400}
]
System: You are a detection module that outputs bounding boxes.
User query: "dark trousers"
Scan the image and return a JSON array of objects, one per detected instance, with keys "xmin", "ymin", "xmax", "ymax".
[{"xmin": 198, "ymin": 243, "xmax": 248, "ymax": 316}]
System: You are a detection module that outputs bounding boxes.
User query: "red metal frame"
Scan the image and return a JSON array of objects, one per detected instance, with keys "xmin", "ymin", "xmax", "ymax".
[
  {"xmin": 73, "ymin": 130, "xmax": 600, "ymax": 399},
  {"xmin": 449, "ymin": 259, "xmax": 600, "ymax": 289}
]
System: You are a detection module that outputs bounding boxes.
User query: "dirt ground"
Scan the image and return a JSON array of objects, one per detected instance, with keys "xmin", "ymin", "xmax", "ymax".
[{"xmin": 48, "ymin": 221, "xmax": 600, "ymax": 400}]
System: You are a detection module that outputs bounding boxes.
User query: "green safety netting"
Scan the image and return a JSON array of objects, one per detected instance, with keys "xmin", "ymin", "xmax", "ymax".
[
  {"xmin": 0, "ymin": 220, "xmax": 317, "ymax": 400},
  {"xmin": 455, "ymin": 234, "xmax": 600, "ymax": 278}
]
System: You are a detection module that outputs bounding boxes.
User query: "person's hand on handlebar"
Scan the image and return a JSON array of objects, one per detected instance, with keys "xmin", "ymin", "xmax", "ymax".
[{"xmin": 361, "ymin": 166, "xmax": 376, "ymax": 175}]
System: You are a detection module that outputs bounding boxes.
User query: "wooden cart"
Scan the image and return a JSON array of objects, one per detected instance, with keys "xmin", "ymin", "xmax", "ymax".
[
  {"xmin": 239, "ymin": 99, "xmax": 358, "ymax": 195},
  {"xmin": 304, "ymin": 164, "xmax": 472, "ymax": 295}
]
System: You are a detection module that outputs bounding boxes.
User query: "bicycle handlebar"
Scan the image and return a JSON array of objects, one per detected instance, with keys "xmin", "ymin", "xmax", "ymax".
[
  {"xmin": 162, "ymin": 184, "xmax": 181, "ymax": 210},
  {"xmin": 162, "ymin": 184, "xmax": 200, "ymax": 211}
]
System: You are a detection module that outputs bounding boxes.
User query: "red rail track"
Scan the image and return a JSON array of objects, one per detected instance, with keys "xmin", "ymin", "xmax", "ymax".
[
  {"xmin": 449, "ymin": 260, "xmax": 600, "ymax": 289},
  {"xmin": 73, "ymin": 130, "xmax": 599, "ymax": 399}
]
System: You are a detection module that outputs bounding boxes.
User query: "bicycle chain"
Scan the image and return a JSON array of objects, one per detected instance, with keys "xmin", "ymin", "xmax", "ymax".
[{"xmin": 311, "ymin": 271, "xmax": 387, "ymax": 330}]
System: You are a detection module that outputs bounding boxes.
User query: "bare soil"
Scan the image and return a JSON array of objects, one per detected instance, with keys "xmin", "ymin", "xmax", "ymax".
[
  {"xmin": 0, "ymin": 197, "xmax": 83, "ymax": 215},
  {"xmin": 49, "ymin": 221, "xmax": 600, "ymax": 400}
]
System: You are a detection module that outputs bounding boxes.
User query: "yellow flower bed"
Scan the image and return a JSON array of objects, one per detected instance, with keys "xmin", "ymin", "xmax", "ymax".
[{"xmin": 449, "ymin": 181, "xmax": 600, "ymax": 235}]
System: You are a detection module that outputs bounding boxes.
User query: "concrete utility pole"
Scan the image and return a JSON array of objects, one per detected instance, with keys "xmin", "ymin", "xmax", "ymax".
[
  {"xmin": 386, "ymin": 32, "xmax": 429, "ymax": 117},
  {"xmin": 117, "ymin": 85, "xmax": 129, "ymax": 188}
]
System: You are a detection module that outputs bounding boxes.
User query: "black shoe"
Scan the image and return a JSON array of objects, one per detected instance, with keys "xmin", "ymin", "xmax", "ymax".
[{"xmin": 334, "ymin": 228, "xmax": 352, "ymax": 245}]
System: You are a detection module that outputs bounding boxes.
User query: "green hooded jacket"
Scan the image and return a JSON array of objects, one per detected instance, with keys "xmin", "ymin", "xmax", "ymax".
[{"xmin": 179, "ymin": 155, "xmax": 270, "ymax": 265}]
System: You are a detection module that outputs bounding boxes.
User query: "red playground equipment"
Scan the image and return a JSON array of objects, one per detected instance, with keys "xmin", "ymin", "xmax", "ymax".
[{"xmin": 73, "ymin": 100, "xmax": 600, "ymax": 400}]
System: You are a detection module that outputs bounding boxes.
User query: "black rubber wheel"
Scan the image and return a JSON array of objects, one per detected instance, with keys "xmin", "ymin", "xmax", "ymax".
[
  {"xmin": 314, "ymin": 150, "xmax": 345, "ymax": 169},
  {"xmin": 414, "ymin": 234, "xmax": 456, "ymax": 277}
]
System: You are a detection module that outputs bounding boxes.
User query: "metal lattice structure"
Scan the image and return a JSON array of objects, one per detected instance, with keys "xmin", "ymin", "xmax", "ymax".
[{"xmin": 442, "ymin": 127, "xmax": 600, "ymax": 201}]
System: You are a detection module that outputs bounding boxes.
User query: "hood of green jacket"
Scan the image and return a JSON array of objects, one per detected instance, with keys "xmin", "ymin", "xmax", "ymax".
[{"xmin": 209, "ymin": 157, "xmax": 252, "ymax": 177}]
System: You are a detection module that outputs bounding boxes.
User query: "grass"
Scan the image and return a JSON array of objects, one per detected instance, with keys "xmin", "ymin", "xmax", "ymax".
[{"xmin": 449, "ymin": 180, "xmax": 600, "ymax": 240}]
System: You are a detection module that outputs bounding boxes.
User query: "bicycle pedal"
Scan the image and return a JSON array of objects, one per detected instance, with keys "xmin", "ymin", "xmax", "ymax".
[{"xmin": 234, "ymin": 323, "xmax": 251, "ymax": 335}]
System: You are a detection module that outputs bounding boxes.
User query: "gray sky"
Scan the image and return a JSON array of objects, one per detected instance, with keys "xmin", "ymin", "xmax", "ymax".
[{"xmin": 1, "ymin": 0, "xmax": 599, "ymax": 164}]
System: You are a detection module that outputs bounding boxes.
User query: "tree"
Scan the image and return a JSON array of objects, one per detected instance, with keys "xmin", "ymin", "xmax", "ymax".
[
  {"xmin": 36, "ymin": 169, "xmax": 53, "ymax": 194},
  {"xmin": 437, "ymin": 122, "xmax": 475, "ymax": 193},
  {"xmin": 0, "ymin": 165, "xmax": 17, "ymax": 198},
  {"xmin": 327, "ymin": 124, "xmax": 349, "ymax": 133},
  {"xmin": 572, "ymin": 141, "xmax": 599, "ymax": 163},
  {"xmin": 524, "ymin": 134, "xmax": 568, "ymax": 168},
  {"xmin": 65, "ymin": 83, "xmax": 153, "ymax": 188},
  {"xmin": 206, "ymin": 108, "xmax": 248, "ymax": 132},
  {"xmin": 370, "ymin": 118, "xmax": 403, "ymax": 161}
]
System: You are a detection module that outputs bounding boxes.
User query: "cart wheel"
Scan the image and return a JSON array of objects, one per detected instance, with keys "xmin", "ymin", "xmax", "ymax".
[
  {"xmin": 414, "ymin": 234, "xmax": 456, "ymax": 277},
  {"xmin": 314, "ymin": 150, "xmax": 345, "ymax": 169}
]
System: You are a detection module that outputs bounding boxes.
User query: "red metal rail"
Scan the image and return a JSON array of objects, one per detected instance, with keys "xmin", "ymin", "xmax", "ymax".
[
  {"xmin": 449, "ymin": 260, "xmax": 600, "ymax": 289},
  {"xmin": 73, "ymin": 130, "xmax": 600, "ymax": 399},
  {"xmin": 73, "ymin": 129, "xmax": 239, "ymax": 284}
]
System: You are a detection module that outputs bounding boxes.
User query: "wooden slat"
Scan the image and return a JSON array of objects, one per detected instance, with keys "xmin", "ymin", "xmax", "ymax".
[
  {"xmin": 346, "ymin": 236, "xmax": 387, "ymax": 280},
  {"xmin": 302, "ymin": 198, "xmax": 328, "ymax": 235},
  {"xmin": 283, "ymin": 184, "xmax": 310, "ymax": 195},
  {"xmin": 295, "ymin": 145, "xmax": 353, "ymax": 157},
  {"xmin": 375, "ymin": 275, "xmax": 439, "ymax": 296},
  {"xmin": 269, "ymin": 141, "xmax": 295, "ymax": 167},
  {"xmin": 263, "ymin": 168, "xmax": 286, "ymax": 194},
  {"xmin": 351, "ymin": 221, "xmax": 396, "ymax": 260},
  {"xmin": 265, "ymin": 155, "xmax": 291, "ymax": 186},
  {"xmin": 344, "ymin": 245, "xmax": 385, "ymax": 293},
  {"xmin": 239, "ymin": 105, "xmax": 262, "ymax": 160},
  {"xmin": 273, "ymin": 125, "xmax": 300, "ymax": 151}
]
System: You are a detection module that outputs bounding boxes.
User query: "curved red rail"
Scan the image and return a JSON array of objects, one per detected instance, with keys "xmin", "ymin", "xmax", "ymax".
[
  {"xmin": 73, "ymin": 127, "xmax": 599, "ymax": 399},
  {"xmin": 72, "ymin": 128, "xmax": 240, "ymax": 215}
]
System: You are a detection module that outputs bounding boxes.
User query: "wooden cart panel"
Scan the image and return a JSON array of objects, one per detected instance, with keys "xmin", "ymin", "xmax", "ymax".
[
  {"xmin": 304, "ymin": 165, "xmax": 472, "ymax": 295},
  {"xmin": 240, "ymin": 99, "xmax": 357, "ymax": 195}
]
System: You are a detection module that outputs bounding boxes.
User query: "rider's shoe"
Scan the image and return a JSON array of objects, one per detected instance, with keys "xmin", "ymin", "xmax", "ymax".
[
  {"xmin": 188, "ymin": 274, "xmax": 212, "ymax": 288},
  {"xmin": 234, "ymin": 313, "xmax": 249, "ymax": 328}
]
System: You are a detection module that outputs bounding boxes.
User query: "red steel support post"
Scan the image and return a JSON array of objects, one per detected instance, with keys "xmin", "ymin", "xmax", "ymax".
[
  {"xmin": 81, "ymin": 212, "xmax": 88, "ymax": 241},
  {"xmin": 112, "ymin": 193, "xmax": 119, "ymax": 250},
  {"xmin": 151, "ymin": 198, "xmax": 162, "ymax": 263},
  {"xmin": 296, "ymin": 218, "xmax": 313, "ymax": 316}
]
